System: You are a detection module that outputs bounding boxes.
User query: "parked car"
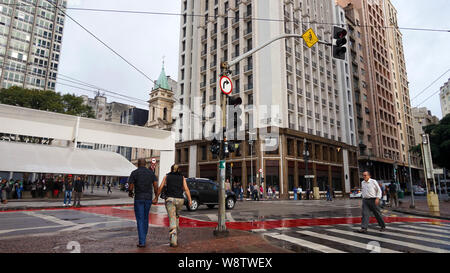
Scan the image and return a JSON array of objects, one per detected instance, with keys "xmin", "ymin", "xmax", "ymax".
[
  {"xmin": 184, "ymin": 178, "xmax": 237, "ymax": 211},
  {"xmin": 349, "ymin": 188, "xmax": 362, "ymax": 199},
  {"xmin": 413, "ymin": 185, "xmax": 426, "ymax": 196}
]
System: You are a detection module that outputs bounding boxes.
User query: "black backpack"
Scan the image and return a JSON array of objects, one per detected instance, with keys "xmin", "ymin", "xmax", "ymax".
[{"xmin": 390, "ymin": 183, "xmax": 397, "ymax": 193}]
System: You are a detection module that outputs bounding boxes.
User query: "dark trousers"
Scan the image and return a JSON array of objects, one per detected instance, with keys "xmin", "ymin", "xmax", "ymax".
[
  {"xmin": 134, "ymin": 199, "xmax": 152, "ymax": 245},
  {"xmin": 361, "ymin": 198, "xmax": 386, "ymax": 229},
  {"xmin": 74, "ymin": 192, "xmax": 82, "ymax": 206}
]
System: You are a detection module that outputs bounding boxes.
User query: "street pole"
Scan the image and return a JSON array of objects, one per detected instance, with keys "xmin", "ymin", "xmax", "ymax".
[{"xmin": 215, "ymin": 91, "xmax": 228, "ymax": 236}]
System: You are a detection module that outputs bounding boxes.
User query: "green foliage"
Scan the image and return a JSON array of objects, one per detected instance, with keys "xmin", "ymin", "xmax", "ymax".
[
  {"xmin": 0, "ymin": 86, "xmax": 95, "ymax": 118},
  {"xmin": 420, "ymin": 114, "xmax": 450, "ymax": 170}
]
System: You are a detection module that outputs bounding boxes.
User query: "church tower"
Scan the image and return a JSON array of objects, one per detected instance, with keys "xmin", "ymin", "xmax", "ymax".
[{"xmin": 147, "ymin": 62, "xmax": 176, "ymax": 131}]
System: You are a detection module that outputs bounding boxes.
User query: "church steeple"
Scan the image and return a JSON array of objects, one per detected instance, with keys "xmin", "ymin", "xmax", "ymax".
[{"xmin": 153, "ymin": 59, "xmax": 171, "ymax": 91}]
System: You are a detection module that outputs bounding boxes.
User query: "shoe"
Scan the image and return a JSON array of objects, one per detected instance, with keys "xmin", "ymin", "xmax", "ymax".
[
  {"xmin": 355, "ymin": 229, "xmax": 368, "ymax": 234},
  {"xmin": 136, "ymin": 244, "xmax": 146, "ymax": 248},
  {"xmin": 63, "ymin": 204, "xmax": 66, "ymax": 207},
  {"xmin": 379, "ymin": 227, "xmax": 386, "ymax": 232}
]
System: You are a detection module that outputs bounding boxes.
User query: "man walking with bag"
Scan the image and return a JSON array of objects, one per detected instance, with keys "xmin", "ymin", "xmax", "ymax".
[
  {"xmin": 128, "ymin": 159, "xmax": 158, "ymax": 248},
  {"xmin": 356, "ymin": 171, "xmax": 386, "ymax": 233}
]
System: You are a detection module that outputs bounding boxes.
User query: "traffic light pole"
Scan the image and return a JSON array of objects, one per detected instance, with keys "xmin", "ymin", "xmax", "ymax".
[{"xmin": 214, "ymin": 91, "xmax": 229, "ymax": 236}]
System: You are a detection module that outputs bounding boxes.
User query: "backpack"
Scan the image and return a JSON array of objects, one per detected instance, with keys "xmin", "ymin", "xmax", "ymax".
[{"xmin": 390, "ymin": 183, "xmax": 397, "ymax": 193}]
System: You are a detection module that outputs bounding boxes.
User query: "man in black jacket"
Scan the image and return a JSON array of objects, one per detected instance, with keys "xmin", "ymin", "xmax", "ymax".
[
  {"xmin": 128, "ymin": 159, "xmax": 158, "ymax": 248},
  {"xmin": 73, "ymin": 176, "xmax": 84, "ymax": 208}
]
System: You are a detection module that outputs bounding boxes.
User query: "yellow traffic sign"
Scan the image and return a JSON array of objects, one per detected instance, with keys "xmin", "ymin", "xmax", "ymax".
[{"xmin": 302, "ymin": 28, "xmax": 319, "ymax": 48}]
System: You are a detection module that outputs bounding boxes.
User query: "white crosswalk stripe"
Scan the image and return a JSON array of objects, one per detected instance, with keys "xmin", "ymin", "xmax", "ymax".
[
  {"xmin": 295, "ymin": 230, "xmax": 401, "ymax": 253},
  {"xmin": 254, "ymin": 223, "xmax": 450, "ymax": 253},
  {"xmin": 264, "ymin": 232, "xmax": 346, "ymax": 253},
  {"xmin": 328, "ymin": 228, "xmax": 450, "ymax": 253},
  {"xmin": 418, "ymin": 223, "xmax": 450, "ymax": 230},
  {"xmin": 387, "ymin": 225, "xmax": 450, "ymax": 239}
]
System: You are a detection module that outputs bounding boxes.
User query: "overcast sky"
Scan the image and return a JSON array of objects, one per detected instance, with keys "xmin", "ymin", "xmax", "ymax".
[{"xmin": 56, "ymin": 0, "xmax": 450, "ymax": 119}]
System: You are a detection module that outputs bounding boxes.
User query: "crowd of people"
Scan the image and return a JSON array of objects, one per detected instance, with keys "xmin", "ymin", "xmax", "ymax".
[{"xmin": 0, "ymin": 175, "xmax": 113, "ymax": 206}]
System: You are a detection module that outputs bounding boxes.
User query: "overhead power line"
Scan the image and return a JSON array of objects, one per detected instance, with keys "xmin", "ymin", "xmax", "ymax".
[
  {"xmin": 1, "ymin": 2, "xmax": 449, "ymax": 33},
  {"xmin": 411, "ymin": 68, "xmax": 450, "ymax": 102}
]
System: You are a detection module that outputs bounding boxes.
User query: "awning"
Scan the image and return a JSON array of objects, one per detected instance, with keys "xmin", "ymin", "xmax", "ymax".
[{"xmin": 0, "ymin": 141, "xmax": 137, "ymax": 177}]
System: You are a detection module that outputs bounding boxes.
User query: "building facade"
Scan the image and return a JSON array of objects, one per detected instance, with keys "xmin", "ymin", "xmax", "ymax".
[
  {"xmin": 0, "ymin": 0, "xmax": 66, "ymax": 90},
  {"xmin": 119, "ymin": 107, "xmax": 149, "ymax": 161},
  {"xmin": 174, "ymin": 0, "xmax": 359, "ymax": 199},
  {"xmin": 338, "ymin": 0, "xmax": 420, "ymax": 186},
  {"xmin": 411, "ymin": 107, "xmax": 439, "ymax": 147},
  {"xmin": 440, "ymin": 78, "xmax": 450, "ymax": 118}
]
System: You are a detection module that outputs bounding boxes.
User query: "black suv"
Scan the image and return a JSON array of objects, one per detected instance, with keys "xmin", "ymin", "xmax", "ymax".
[{"xmin": 184, "ymin": 178, "xmax": 237, "ymax": 211}]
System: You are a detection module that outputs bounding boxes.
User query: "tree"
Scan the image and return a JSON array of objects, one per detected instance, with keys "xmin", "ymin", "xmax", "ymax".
[
  {"xmin": 0, "ymin": 86, "xmax": 94, "ymax": 118},
  {"xmin": 0, "ymin": 86, "xmax": 95, "ymax": 144},
  {"xmin": 412, "ymin": 114, "xmax": 450, "ymax": 170}
]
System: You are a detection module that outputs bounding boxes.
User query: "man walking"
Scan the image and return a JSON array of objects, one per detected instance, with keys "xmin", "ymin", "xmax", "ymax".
[
  {"xmin": 128, "ymin": 159, "xmax": 158, "ymax": 248},
  {"xmin": 73, "ymin": 176, "xmax": 83, "ymax": 208},
  {"xmin": 356, "ymin": 171, "xmax": 386, "ymax": 233}
]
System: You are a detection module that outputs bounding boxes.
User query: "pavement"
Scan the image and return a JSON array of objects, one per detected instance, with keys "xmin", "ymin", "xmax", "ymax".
[{"xmin": 390, "ymin": 196, "xmax": 450, "ymax": 220}]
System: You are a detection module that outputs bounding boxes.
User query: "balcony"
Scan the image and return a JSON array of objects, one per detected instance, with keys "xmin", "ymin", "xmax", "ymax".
[
  {"xmin": 295, "ymin": 52, "xmax": 301, "ymax": 60},
  {"xmin": 210, "ymin": 95, "xmax": 216, "ymax": 102},
  {"xmin": 313, "ymin": 78, "xmax": 318, "ymax": 86},
  {"xmin": 221, "ymin": 39, "xmax": 228, "ymax": 47},
  {"xmin": 232, "ymin": 17, "xmax": 240, "ymax": 26},
  {"xmin": 287, "ymin": 83, "xmax": 294, "ymax": 91},
  {"xmin": 221, "ymin": 24, "xmax": 228, "ymax": 31},
  {"xmin": 286, "ymin": 46, "xmax": 292, "ymax": 54},
  {"xmin": 245, "ymin": 83, "xmax": 253, "ymax": 91},
  {"xmin": 307, "ymin": 110, "xmax": 312, "ymax": 117},
  {"xmin": 322, "ymin": 99, "xmax": 326, "ymax": 105},
  {"xmin": 232, "ymin": 34, "xmax": 240, "ymax": 43},
  {"xmin": 244, "ymin": 11, "xmax": 252, "ymax": 20},
  {"xmin": 314, "ymin": 95, "xmax": 319, "ymax": 102},
  {"xmin": 201, "ymin": 49, "xmax": 207, "ymax": 56},
  {"xmin": 200, "ymin": 82, "xmax": 206, "ymax": 88},
  {"xmin": 306, "ymin": 92, "xmax": 312, "ymax": 99},
  {"xmin": 210, "ymin": 62, "xmax": 217, "ymax": 68},
  {"xmin": 297, "ymin": 88, "xmax": 303, "ymax": 95},
  {"xmin": 298, "ymin": 107, "xmax": 304, "ymax": 113},
  {"xmin": 244, "ymin": 47, "xmax": 252, "ymax": 53},
  {"xmin": 231, "ymin": 51, "xmax": 239, "ymax": 58},
  {"xmin": 305, "ymin": 74, "xmax": 311, "ymax": 82},
  {"xmin": 315, "ymin": 113, "xmax": 320, "ymax": 119},
  {"xmin": 201, "ymin": 66, "xmax": 207, "ymax": 72},
  {"xmin": 210, "ymin": 45, "xmax": 217, "ymax": 52},
  {"xmin": 308, "ymin": 129, "xmax": 314, "ymax": 134},
  {"xmin": 210, "ymin": 29, "xmax": 217, "ymax": 37},
  {"xmin": 244, "ymin": 28, "xmax": 252, "ymax": 37},
  {"xmin": 288, "ymin": 103, "xmax": 294, "ymax": 111},
  {"xmin": 201, "ymin": 35, "xmax": 207, "ymax": 42},
  {"xmin": 210, "ymin": 78, "xmax": 217, "ymax": 84},
  {"xmin": 244, "ymin": 64, "xmax": 253, "ymax": 73},
  {"xmin": 286, "ymin": 64, "xmax": 293, "ymax": 73}
]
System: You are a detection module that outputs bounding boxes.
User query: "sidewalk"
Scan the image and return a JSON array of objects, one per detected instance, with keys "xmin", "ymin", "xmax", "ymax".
[
  {"xmin": 390, "ymin": 197, "xmax": 450, "ymax": 220},
  {"xmin": 0, "ymin": 188, "xmax": 133, "ymax": 211}
]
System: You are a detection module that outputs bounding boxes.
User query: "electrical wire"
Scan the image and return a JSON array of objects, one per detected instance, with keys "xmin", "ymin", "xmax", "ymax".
[
  {"xmin": 410, "ymin": 68, "xmax": 450, "ymax": 102},
  {"xmin": 1, "ymin": 2, "xmax": 449, "ymax": 32}
]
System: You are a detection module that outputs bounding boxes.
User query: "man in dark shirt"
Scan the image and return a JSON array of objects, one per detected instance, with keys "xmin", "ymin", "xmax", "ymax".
[
  {"xmin": 128, "ymin": 158, "xmax": 158, "ymax": 248},
  {"xmin": 73, "ymin": 176, "xmax": 84, "ymax": 208}
]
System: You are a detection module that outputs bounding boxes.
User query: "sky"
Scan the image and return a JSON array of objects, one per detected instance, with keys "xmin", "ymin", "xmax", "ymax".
[{"xmin": 56, "ymin": 0, "xmax": 450, "ymax": 119}]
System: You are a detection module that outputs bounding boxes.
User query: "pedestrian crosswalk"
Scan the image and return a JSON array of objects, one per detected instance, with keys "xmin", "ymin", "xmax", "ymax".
[{"xmin": 253, "ymin": 222, "xmax": 450, "ymax": 253}]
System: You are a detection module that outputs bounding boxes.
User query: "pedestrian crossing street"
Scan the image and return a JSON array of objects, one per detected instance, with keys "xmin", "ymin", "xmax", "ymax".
[{"xmin": 252, "ymin": 222, "xmax": 450, "ymax": 253}]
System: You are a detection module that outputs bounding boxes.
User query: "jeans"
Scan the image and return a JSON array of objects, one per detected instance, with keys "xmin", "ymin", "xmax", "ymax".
[
  {"xmin": 64, "ymin": 190, "xmax": 72, "ymax": 204},
  {"xmin": 326, "ymin": 192, "xmax": 332, "ymax": 201},
  {"xmin": 134, "ymin": 199, "xmax": 152, "ymax": 246}
]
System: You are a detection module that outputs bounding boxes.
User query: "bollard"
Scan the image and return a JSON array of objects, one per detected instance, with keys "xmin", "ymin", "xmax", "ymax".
[
  {"xmin": 427, "ymin": 192, "xmax": 440, "ymax": 215},
  {"xmin": 313, "ymin": 187, "xmax": 320, "ymax": 200}
]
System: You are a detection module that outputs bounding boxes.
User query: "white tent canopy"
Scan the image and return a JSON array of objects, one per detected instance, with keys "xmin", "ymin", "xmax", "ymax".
[{"xmin": 0, "ymin": 141, "xmax": 136, "ymax": 177}]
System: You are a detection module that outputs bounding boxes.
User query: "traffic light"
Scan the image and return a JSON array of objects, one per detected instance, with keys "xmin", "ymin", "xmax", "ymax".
[
  {"xmin": 210, "ymin": 138, "xmax": 220, "ymax": 157},
  {"xmin": 332, "ymin": 26, "xmax": 347, "ymax": 60},
  {"xmin": 223, "ymin": 137, "xmax": 230, "ymax": 157},
  {"xmin": 228, "ymin": 96, "xmax": 242, "ymax": 108}
]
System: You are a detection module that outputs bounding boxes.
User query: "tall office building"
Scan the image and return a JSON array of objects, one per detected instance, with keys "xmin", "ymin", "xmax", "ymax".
[
  {"xmin": 0, "ymin": 0, "xmax": 66, "ymax": 90},
  {"xmin": 338, "ymin": 0, "xmax": 421, "ymax": 185},
  {"xmin": 440, "ymin": 78, "xmax": 450, "ymax": 118},
  {"xmin": 174, "ymin": 0, "xmax": 359, "ymax": 199}
]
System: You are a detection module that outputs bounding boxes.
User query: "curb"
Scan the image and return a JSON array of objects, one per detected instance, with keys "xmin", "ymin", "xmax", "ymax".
[
  {"xmin": 392, "ymin": 209, "xmax": 450, "ymax": 221},
  {"xmin": 0, "ymin": 202, "xmax": 134, "ymax": 212}
]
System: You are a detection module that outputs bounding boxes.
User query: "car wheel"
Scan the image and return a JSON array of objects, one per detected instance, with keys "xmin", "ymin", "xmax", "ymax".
[
  {"xmin": 187, "ymin": 198, "xmax": 199, "ymax": 211},
  {"xmin": 207, "ymin": 204, "xmax": 215, "ymax": 209},
  {"xmin": 226, "ymin": 197, "xmax": 235, "ymax": 210}
]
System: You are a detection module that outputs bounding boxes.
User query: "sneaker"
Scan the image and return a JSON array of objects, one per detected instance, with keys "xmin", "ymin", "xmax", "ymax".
[
  {"xmin": 379, "ymin": 227, "xmax": 386, "ymax": 232},
  {"xmin": 63, "ymin": 204, "xmax": 66, "ymax": 207},
  {"xmin": 136, "ymin": 244, "xmax": 146, "ymax": 248},
  {"xmin": 355, "ymin": 229, "xmax": 368, "ymax": 234},
  {"xmin": 68, "ymin": 203, "xmax": 72, "ymax": 206}
]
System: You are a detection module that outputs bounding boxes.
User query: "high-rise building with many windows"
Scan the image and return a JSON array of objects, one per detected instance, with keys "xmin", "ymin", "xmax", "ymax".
[
  {"xmin": 338, "ymin": 0, "xmax": 421, "ymax": 186},
  {"xmin": 0, "ymin": 0, "xmax": 66, "ymax": 90},
  {"xmin": 174, "ymin": 0, "xmax": 359, "ymax": 199}
]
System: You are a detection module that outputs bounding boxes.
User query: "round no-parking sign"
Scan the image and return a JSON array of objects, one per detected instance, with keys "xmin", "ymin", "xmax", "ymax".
[{"xmin": 219, "ymin": 76, "xmax": 233, "ymax": 95}]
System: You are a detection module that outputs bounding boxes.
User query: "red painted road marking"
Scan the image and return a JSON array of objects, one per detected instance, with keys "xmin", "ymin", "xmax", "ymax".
[{"xmin": 2, "ymin": 205, "xmax": 449, "ymax": 230}]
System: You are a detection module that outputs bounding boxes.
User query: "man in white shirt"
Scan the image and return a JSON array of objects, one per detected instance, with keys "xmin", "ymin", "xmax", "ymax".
[{"xmin": 356, "ymin": 171, "xmax": 386, "ymax": 233}]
